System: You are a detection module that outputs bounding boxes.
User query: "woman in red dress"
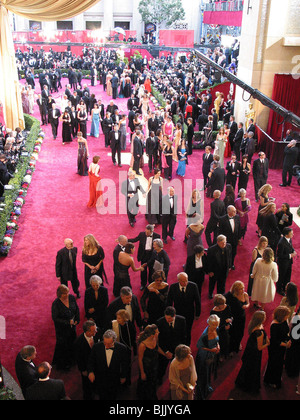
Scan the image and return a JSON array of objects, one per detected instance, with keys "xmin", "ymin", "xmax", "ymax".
[
  {"xmin": 223, "ymin": 123, "xmax": 231, "ymax": 158},
  {"xmin": 87, "ymin": 156, "xmax": 103, "ymax": 208}
]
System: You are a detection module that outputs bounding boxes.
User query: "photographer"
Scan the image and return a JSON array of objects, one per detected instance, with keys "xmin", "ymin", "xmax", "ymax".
[{"xmin": 0, "ymin": 154, "xmax": 11, "ymax": 197}]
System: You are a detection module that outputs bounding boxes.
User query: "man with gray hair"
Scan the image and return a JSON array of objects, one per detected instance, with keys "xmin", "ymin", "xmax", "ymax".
[
  {"xmin": 15, "ymin": 345, "xmax": 38, "ymax": 398},
  {"xmin": 87, "ymin": 329, "xmax": 128, "ymax": 400},
  {"xmin": 55, "ymin": 238, "xmax": 80, "ymax": 299},
  {"xmin": 207, "ymin": 235, "xmax": 232, "ymax": 298},
  {"xmin": 280, "ymin": 139, "xmax": 299, "ymax": 187},
  {"xmin": 121, "ymin": 170, "xmax": 146, "ymax": 227}
]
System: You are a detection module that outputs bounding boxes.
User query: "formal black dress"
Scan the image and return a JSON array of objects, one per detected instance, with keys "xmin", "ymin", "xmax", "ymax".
[
  {"xmin": 210, "ymin": 306, "xmax": 232, "ymax": 358},
  {"xmin": 113, "ymin": 260, "xmax": 131, "ymax": 297},
  {"xmin": 82, "ymin": 247, "xmax": 105, "ymax": 289},
  {"xmin": 140, "ymin": 285, "xmax": 169, "ymax": 325},
  {"xmin": 62, "ymin": 115, "xmax": 72, "ymax": 143},
  {"xmin": 77, "ymin": 142, "xmax": 88, "ymax": 176},
  {"xmin": 235, "ymin": 329, "xmax": 267, "ymax": 394},
  {"xmin": 52, "ymin": 295, "xmax": 80, "ymax": 370},
  {"xmin": 285, "ymin": 315, "xmax": 300, "ymax": 378},
  {"xmin": 146, "ymin": 178, "xmax": 162, "ymax": 225},
  {"xmin": 224, "ymin": 291, "xmax": 247, "ymax": 354},
  {"xmin": 264, "ymin": 322, "xmax": 290, "ymax": 388},
  {"xmin": 137, "ymin": 345, "xmax": 159, "ymax": 401},
  {"xmin": 84, "ymin": 286, "xmax": 108, "ymax": 332}
]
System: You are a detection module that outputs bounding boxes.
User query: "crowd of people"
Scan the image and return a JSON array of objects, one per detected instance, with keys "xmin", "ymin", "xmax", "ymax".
[{"xmin": 9, "ymin": 43, "xmax": 300, "ymax": 401}]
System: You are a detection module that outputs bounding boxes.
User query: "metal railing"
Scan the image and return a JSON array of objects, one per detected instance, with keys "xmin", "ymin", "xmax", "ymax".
[{"xmin": 204, "ymin": 0, "xmax": 244, "ymax": 12}]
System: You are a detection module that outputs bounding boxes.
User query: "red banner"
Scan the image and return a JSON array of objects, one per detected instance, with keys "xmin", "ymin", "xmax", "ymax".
[
  {"xmin": 203, "ymin": 11, "xmax": 243, "ymax": 27},
  {"xmin": 159, "ymin": 30, "xmax": 194, "ymax": 48}
]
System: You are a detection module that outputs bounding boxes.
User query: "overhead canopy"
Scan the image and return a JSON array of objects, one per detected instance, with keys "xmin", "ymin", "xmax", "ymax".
[{"xmin": 0, "ymin": 0, "xmax": 101, "ymax": 130}]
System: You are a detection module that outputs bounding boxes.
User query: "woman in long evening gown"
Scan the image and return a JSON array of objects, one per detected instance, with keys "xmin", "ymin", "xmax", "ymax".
[
  {"xmin": 82, "ymin": 234, "xmax": 106, "ymax": 289},
  {"xmin": 176, "ymin": 139, "xmax": 188, "ymax": 177},
  {"xmin": 214, "ymin": 127, "xmax": 227, "ymax": 168},
  {"xmin": 223, "ymin": 123, "xmax": 231, "ymax": 158},
  {"xmin": 185, "ymin": 214, "xmax": 204, "ymax": 258},
  {"xmin": 90, "ymin": 104, "xmax": 100, "ymax": 138},
  {"xmin": 87, "ymin": 156, "xmax": 103, "ymax": 208},
  {"xmin": 146, "ymin": 169, "xmax": 163, "ymax": 225},
  {"xmin": 235, "ymin": 311, "xmax": 269, "ymax": 394},
  {"xmin": 62, "ymin": 110, "xmax": 72, "ymax": 144},
  {"xmin": 77, "ymin": 132, "xmax": 89, "ymax": 176},
  {"xmin": 106, "ymin": 72, "xmax": 113, "ymax": 97},
  {"xmin": 137, "ymin": 325, "xmax": 165, "ymax": 401},
  {"xmin": 238, "ymin": 155, "xmax": 251, "ymax": 191},
  {"xmin": 169, "ymin": 346, "xmax": 197, "ymax": 401},
  {"xmin": 173, "ymin": 123, "xmax": 182, "ymax": 162},
  {"xmin": 119, "ymin": 114, "xmax": 127, "ymax": 151}
]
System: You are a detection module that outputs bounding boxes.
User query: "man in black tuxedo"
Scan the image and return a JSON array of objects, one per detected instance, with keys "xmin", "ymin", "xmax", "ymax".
[
  {"xmin": 247, "ymin": 118, "xmax": 256, "ymax": 136},
  {"xmin": 111, "ymin": 73, "xmax": 119, "ymax": 99},
  {"xmin": 109, "ymin": 123, "xmax": 122, "ymax": 167},
  {"xmin": 48, "ymin": 103, "xmax": 61, "ymax": 140},
  {"xmin": 74, "ymin": 321, "xmax": 98, "ymax": 400},
  {"xmin": 88, "ymin": 330, "xmax": 128, "ymax": 400},
  {"xmin": 233, "ymin": 122, "xmax": 244, "ymax": 160},
  {"xmin": 133, "ymin": 131, "xmax": 144, "ymax": 175},
  {"xmin": 228, "ymin": 115, "xmax": 238, "ymax": 150},
  {"xmin": 253, "ymin": 151, "xmax": 269, "ymax": 201},
  {"xmin": 156, "ymin": 307, "xmax": 187, "ymax": 384},
  {"xmin": 26, "ymin": 362, "xmax": 67, "ymax": 400},
  {"xmin": 226, "ymin": 153, "xmax": 240, "ymax": 190},
  {"xmin": 205, "ymin": 190, "xmax": 226, "ymax": 247},
  {"xmin": 129, "ymin": 225, "xmax": 160, "ymax": 290},
  {"xmin": 280, "ymin": 140, "xmax": 299, "ymax": 187},
  {"xmin": 102, "ymin": 111, "xmax": 113, "ymax": 148},
  {"xmin": 206, "ymin": 162, "xmax": 226, "ymax": 197},
  {"xmin": 127, "ymin": 94, "xmax": 139, "ymax": 111},
  {"xmin": 106, "ymin": 286, "xmax": 143, "ymax": 337},
  {"xmin": 97, "ymin": 99, "xmax": 105, "ymax": 132},
  {"xmin": 161, "ymin": 187, "xmax": 178, "ymax": 244},
  {"xmin": 121, "ymin": 170, "xmax": 146, "ymax": 227},
  {"xmin": 70, "ymin": 106, "xmax": 78, "ymax": 139},
  {"xmin": 36, "ymin": 94, "xmax": 48, "ymax": 125},
  {"xmin": 166, "ymin": 272, "xmax": 201, "ymax": 346},
  {"xmin": 55, "ymin": 238, "xmax": 80, "ymax": 299},
  {"xmin": 245, "ymin": 131, "xmax": 256, "ymax": 164},
  {"xmin": 218, "ymin": 206, "xmax": 241, "ymax": 269},
  {"xmin": 148, "ymin": 111, "xmax": 159, "ymax": 135},
  {"xmin": 202, "ymin": 146, "xmax": 214, "ymax": 188},
  {"xmin": 207, "ymin": 235, "xmax": 232, "ymax": 298},
  {"xmin": 197, "ymin": 109, "xmax": 209, "ymax": 134},
  {"xmin": 276, "ymin": 227, "xmax": 297, "ymax": 295},
  {"xmin": 15, "ymin": 346, "xmax": 38, "ymax": 399}
]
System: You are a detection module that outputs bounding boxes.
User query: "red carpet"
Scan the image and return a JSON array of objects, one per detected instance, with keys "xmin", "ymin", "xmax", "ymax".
[{"xmin": 0, "ymin": 79, "xmax": 299, "ymax": 400}]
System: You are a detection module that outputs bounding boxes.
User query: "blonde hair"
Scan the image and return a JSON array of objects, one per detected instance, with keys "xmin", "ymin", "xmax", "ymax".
[
  {"xmin": 230, "ymin": 281, "xmax": 245, "ymax": 297},
  {"xmin": 262, "ymin": 247, "xmax": 274, "ymax": 264},
  {"xmin": 83, "ymin": 234, "xmax": 99, "ymax": 255},
  {"xmin": 258, "ymin": 184, "xmax": 272, "ymax": 197}
]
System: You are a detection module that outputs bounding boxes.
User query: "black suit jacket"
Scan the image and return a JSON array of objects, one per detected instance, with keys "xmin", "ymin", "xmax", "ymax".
[
  {"xmin": 121, "ymin": 178, "xmax": 146, "ymax": 213},
  {"xmin": 233, "ymin": 128, "xmax": 244, "ymax": 146},
  {"xmin": 218, "ymin": 214, "xmax": 241, "ymax": 247},
  {"xmin": 283, "ymin": 146, "xmax": 299, "ymax": 169},
  {"xmin": 15, "ymin": 353, "xmax": 38, "ymax": 397},
  {"xmin": 157, "ymin": 315, "xmax": 187, "ymax": 353},
  {"xmin": 226, "ymin": 161, "xmax": 240, "ymax": 183},
  {"xmin": 109, "ymin": 130, "xmax": 121, "ymax": 149},
  {"xmin": 55, "ymin": 247, "xmax": 78, "ymax": 284},
  {"xmin": 206, "ymin": 243, "xmax": 232, "ymax": 278},
  {"xmin": 185, "ymin": 253, "xmax": 208, "ymax": 285},
  {"xmin": 84, "ymin": 286, "xmax": 108, "ymax": 322},
  {"xmin": 128, "ymin": 231, "xmax": 160, "ymax": 262},
  {"xmin": 277, "ymin": 237, "xmax": 294, "ymax": 273},
  {"xmin": 106, "ymin": 295, "xmax": 143, "ymax": 331},
  {"xmin": 161, "ymin": 194, "xmax": 178, "ymax": 216},
  {"xmin": 253, "ymin": 158, "xmax": 269, "ymax": 180},
  {"xmin": 207, "ymin": 198, "xmax": 226, "ymax": 227},
  {"xmin": 74, "ymin": 332, "xmax": 97, "ymax": 374},
  {"xmin": 26, "ymin": 378, "xmax": 66, "ymax": 400},
  {"xmin": 87, "ymin": 341, "xmax": 128, "ymax": 392},
  {"xmin": 202, "ymin": 153, "xmax": 214, "ymax": 175},
  {"xmin": 48, "ymin": 108, "xmax": 61, "ymax": 124},
  {"xmin": 166, "ymin": 281, "xmax": 201, "ymax": 321},
  {"xmin": 206, "ymin": 167, "xmax": 226, "ymax": 192}
]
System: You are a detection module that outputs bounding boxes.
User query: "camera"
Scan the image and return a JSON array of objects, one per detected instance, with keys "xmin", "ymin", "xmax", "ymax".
[{"xmin": 292, "ymin": 165, "xmax": 300, "ymax": 186}]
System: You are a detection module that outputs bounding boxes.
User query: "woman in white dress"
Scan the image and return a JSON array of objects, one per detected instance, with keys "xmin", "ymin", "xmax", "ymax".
[
  {"xmin": 27, "ymin": 85, "xmax": 35, "ymax": 114},
  {"xmin": 214, "ymin": 127, "xmax": 227, "ymax": 168},
  {"xmin": 251, "ymin": 247, "xmax": 278, "ymax": 310}
]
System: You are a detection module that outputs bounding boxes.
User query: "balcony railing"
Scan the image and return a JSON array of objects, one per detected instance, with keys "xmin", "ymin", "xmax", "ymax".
[{"xmin": 204, "ymin": 1, "xmax": 244, "ymax": 12}]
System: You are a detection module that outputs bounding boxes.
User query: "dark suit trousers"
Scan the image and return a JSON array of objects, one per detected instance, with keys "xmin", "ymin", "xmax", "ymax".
[
  {"xmin": 51, "ymin": 121, "xmax": 59, "ymax": 138},
  {"xmin": 209, "ymin": 274, "xmax": 227, "ymax": 297},
  {"xmin": 111, "ymin": 144, "xmax": 121, "ymax": 165},
  {"xmin": 112, "ymin": 87, "xmax": 118, "ymax": 100},
  {"xmin": 254, "ymin": 176, "xmax": 267, "ymax": 200},
  {"xmin": 141, "ymin": 251, "xmax": 153, "ymax": 287},
  {"xmin": 205, "ymin": 221, "xmax": 218, "ymax": 248},
  {"xmin": 162, "ymin": 214, "xmax": 177, "ymax": 240},
  {"xmin": 282, "ymin": 166, "xmax": 293, "ymax": 186},
  {"xmin": 133, "ymin": 157, "xmax": 141, "ymax": 174},
  {"xmin": 277, "ymin": 261, "xmax": 292, "ymax": 292}
]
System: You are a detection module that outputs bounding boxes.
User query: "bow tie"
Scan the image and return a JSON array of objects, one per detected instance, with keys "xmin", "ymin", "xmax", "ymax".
[
  {"xmin": 229, "ymin": 217, "xmax": 235, "ymax": 220},
  {"xmin": 106, "ymin": 348, "xmax": 114, "ymax": 351}
]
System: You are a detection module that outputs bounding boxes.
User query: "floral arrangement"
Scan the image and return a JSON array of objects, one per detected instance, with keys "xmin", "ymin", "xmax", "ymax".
[{"xmin": 0, "ymin": 116, "xmax": 43, "ymax": 256}]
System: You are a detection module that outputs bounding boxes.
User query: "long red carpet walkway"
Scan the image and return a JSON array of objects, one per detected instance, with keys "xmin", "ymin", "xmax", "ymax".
[{"xmin": 0, "ymin": 79, "xmax": 299, "ymax": 400}]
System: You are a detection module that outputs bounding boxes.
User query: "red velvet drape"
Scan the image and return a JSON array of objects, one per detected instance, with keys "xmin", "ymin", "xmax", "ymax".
[{"xmin": 267, "ymin": 74, "xmax": 300, "ymax": 141}]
